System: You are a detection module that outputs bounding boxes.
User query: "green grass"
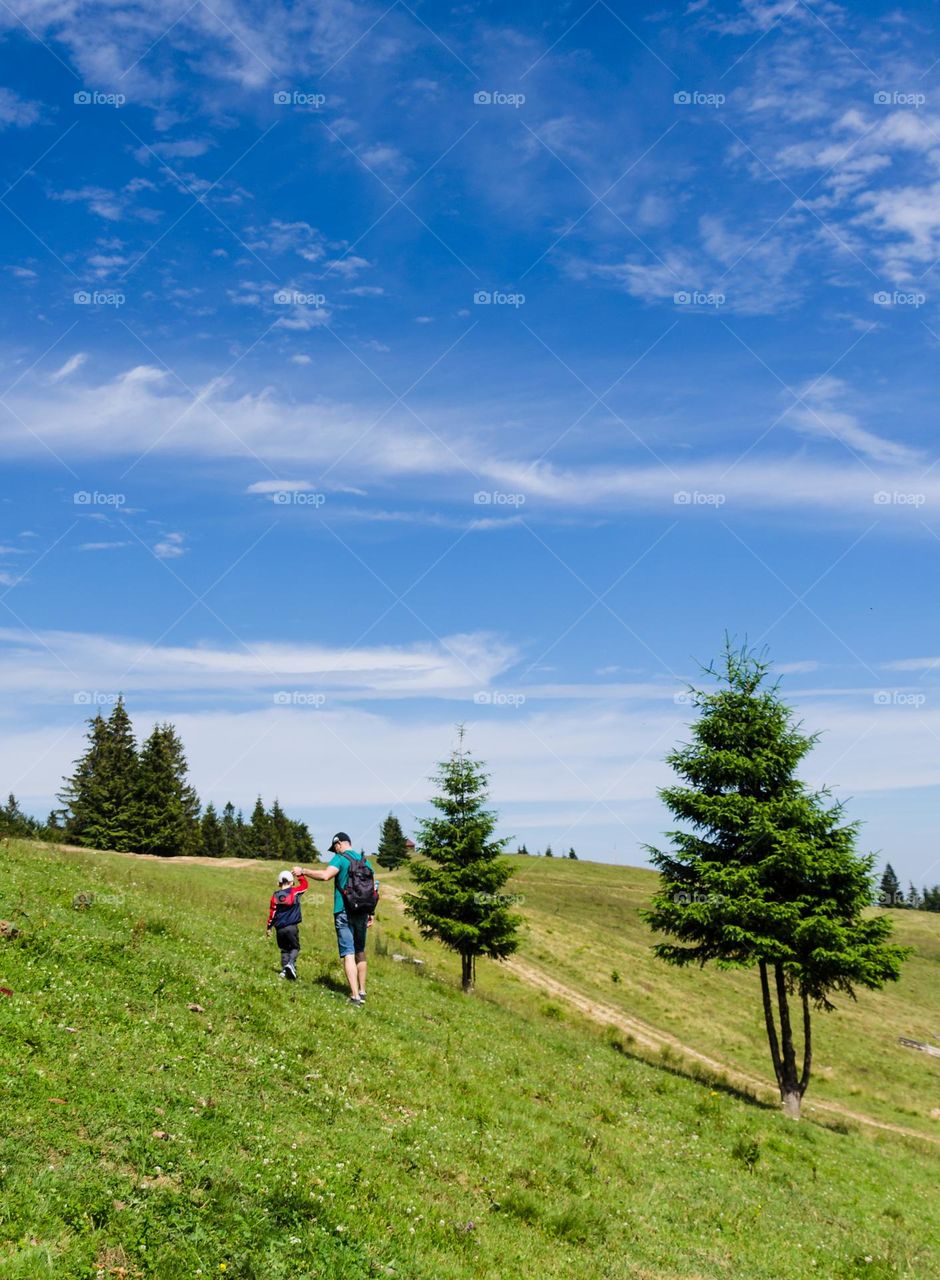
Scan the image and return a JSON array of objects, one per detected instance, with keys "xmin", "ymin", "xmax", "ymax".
[
  {"xmin": 1, "ymin": 839, "xmax": 938, "ymax": 1280},
  {"xmin": 482, "ymin": 854, "xmax": 940, "ymax": 1137}
]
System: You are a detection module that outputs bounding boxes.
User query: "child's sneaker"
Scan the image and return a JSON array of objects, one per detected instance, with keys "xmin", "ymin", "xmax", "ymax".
[{"xmin": 285, "ymin": 964, "xmax": 297, "ymax": 981}]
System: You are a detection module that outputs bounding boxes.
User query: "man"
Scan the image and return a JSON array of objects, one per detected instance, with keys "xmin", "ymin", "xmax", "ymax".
[
  {"xmin": 265, "ymin": 866, "xmax": 308, "ymax": 981},
  {"xmin": 306, "ymin": 832, "xmax": 377, "ymax": 1007}
]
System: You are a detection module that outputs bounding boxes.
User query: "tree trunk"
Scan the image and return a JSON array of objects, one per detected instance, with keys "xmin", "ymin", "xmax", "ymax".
[
  {"xmin": 798, "ymin": 986, "xmax": 812, "ymax": 1095},
  {"xmin": 774, "ymin": 962, "xmax": 802, "ymax": 1120},
  {"xmin": 759, "ymin": 960, "xmax": 784, "ymax": 1089},
  {"xmin": 461, "ymin": 952, "xmax": 475, "ymax": 992}
]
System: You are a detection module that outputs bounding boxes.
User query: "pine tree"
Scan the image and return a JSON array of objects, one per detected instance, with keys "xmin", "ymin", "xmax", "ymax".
[
  {"xmin": 201, "ymin": 802, "xmax": 225, "ymax": 857},
  {"xmin": 906, "ymin": 882, "xmax": 922, "ymax": 911},
  {"xmin": 249, "ymin": 796, "xmax": 272, "ymax": 858},
  {"xmin": 568, "ymin": 847, "xmax": 578, "ymax": 860},
  {"xmin": 135, "ymin": 723, "xmax": 200, "ymax": 857},
  {"xmin": 377, "ymin": 813, "xmax": 411, "ymax": 868},
  {"xmin": 220, "ymin": 802, "xmax": 239, "ymax": 856},
  {"xmin": 58, "ymin": 700, "xmax": 139, "ymax": 850},
  {"xmin": 268, "ymin": 798, "xmax": 294, "ymax": 861},
  {"xmin": 922, "ymin": 885, "xmax": 940, "ymax": 912},
  {"xmin": 404, "ymin": 728, "xmax": 521, "ymax": 992},
  {"xmin": 879, "ymin": 863, "xmax": 902, "ymax": 908},
  {"xmin": 289, "ymin": 818, "xmax": 317, "ymax": 862},
  {"xmin": 643, "ymin": 641, "xmax": 909, "ymax": 1120},
  {"xmin": 0, "ymin": 794, "xmax": 38, "ymax": 838},
  {"xmin": 544, "ymin": 844, "xmax": 554, "ymax": 858}
]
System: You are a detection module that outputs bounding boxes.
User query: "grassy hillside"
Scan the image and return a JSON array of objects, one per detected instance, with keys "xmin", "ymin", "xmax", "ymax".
[
  {"xmin": 0, "ymin": 839, "xmax": 938, "ymax": 1280},
  {"xmin": 469, "ymin": 855, "xmax": 940, "ymax": 1138}
]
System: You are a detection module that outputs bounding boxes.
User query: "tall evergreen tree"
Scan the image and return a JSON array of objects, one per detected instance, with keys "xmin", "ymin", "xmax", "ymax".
[
  {"xmin": 404, "ymin": 728, "xmax": 521, "ymax": 992},
  {"xmin": 249, "ymin": 796, "xmax": 271, "ymax": 858},
  {"xmin": 135, "ymin": 723, "xmax": 200, "ymax": 857},
  {"xmin": 201, "ymin": 802, "xmax": 225, "ymax": 858},
  {"xmin": 268, "ymin": 797, "xmax": 293, "ymax": 861},
  {"xmin": 643, "ymin": 642, "xmax": 909, "ymax": 1119},
  {"xmin": 922, "ymin": 885, "xmax": 940, "ymax": 912},
  {"xmin": 544, "ymin": 844, "xmax": 554, "ymax": 858},
  {"xmin": 567, "ymin": 847, "xmax": 578, "ymax": 860},
  {"xmin": 879, "ymin": 863, "xmax": 902, "ymax": 907},
  {"xmin": 289, "ymin": 818, "xmax": 317, "ymax": 862},
  {"xmin": 0, "ymin": 794, "xmax": 38, "ymax": 838},
  {"xmin": 58, "ymin": 700, "xmax": 139, "ymax": 850},
  {"xmin": 220, "ymin": 801, "xmax": 239, "ymax": 856},
  {"xmin": 906, "ymin": 882, "xmax": 922, "ymax": 911},
  {"xmin": 377, "ymin": 812, "xmax": 411, "ymax": 868}
]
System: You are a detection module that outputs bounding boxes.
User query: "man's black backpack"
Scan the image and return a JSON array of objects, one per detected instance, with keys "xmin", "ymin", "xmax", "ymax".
[{"xmin": 338, "ymin": 851, "xmax": 379, "ymax": 915}]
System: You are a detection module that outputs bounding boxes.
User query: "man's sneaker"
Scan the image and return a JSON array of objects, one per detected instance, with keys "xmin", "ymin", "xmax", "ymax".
[
  {"xmin": 348, "ymin": 995, "xmax": 364, "ymax": 1007},
  {"xmin": 358, "ymin": 991, "xmax": 366, "ymax": 1004},
  {"xmin": 285, "ymin": 964, "xmax": 297, "ymax": 981}
]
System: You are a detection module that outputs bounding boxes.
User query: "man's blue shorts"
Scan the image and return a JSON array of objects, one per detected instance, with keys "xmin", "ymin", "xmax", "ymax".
[{"xmin": 334, "ymin": 909, "xmax": 369, "ymax": 958}]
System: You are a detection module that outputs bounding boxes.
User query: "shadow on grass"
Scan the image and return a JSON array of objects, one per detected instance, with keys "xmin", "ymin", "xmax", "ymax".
[{"xmin": 311, "ymin": 971, "xmax": 349, "ymax": 996}]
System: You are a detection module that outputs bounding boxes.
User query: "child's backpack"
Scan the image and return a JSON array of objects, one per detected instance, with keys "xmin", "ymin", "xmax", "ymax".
[{"xmin": 338, "ymin": 852, "xmax": 379, "ymax": 915}]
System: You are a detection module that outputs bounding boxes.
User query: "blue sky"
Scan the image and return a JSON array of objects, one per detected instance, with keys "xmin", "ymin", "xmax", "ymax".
[{"xmin": 2, "ymin": 0, "xmax": 940, "ymax": 883}]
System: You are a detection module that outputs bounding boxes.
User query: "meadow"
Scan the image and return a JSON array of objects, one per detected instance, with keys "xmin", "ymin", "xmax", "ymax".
[{"xmin": 0, "ymin": 839, "xmax": 938, "ymax": 1280}]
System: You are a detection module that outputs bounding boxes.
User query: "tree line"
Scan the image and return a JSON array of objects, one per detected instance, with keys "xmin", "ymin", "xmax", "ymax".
[
  {"xmin": 877, "ymin": 863, "xmax": 940, "ymax": 912},
  {"xmin": 0, "ymin": 699, "xmax": 316, "ymax": 860}
]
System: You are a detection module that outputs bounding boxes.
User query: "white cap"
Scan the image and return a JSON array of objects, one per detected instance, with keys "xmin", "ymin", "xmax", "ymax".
[{"xmin": 278, "ymin": 870, "xmax": 292, "ymax": 884}]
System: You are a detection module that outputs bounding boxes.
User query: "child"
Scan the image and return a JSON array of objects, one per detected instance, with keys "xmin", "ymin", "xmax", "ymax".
[{"xmin": 265, "ymin": 865, "xmax": 308, "ymax": 980}]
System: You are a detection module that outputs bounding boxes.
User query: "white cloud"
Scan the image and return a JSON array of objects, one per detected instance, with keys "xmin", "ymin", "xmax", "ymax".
[
  {"xmin": 782, "ymin": 375, "xmax": 921, "ymax": 465},
  {"xmin": 50, "ymin": 353, "xmax": 87, "ymax": 382},
  {"xmin": 153, "ymin": 532, "xmax": 186, "ymax": 559},
  {"xmin": 0, "ymin": 626, "xmax": 519, "ymax": 700},
  {"xmin": 246, "ymin": 479, "xmax": 313, "ymax": 493},
  {"xmin": 78, "ymin": 541, "xmax": 131, "ymax": 551},
  {"xmin": 0, "ymin": 87, "xmax": 41, "ymax": 129}
]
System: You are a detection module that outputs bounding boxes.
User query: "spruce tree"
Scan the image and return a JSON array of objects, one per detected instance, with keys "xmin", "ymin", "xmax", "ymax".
[
  {"xmin": 404, "ymin": 728, "xmax": 521, "ymax": 992},
  {"xmin": 249, "ymin": 796, "xmax": 272, "ymax": 858},
  {"xmin": 58, "ymin": 700, "xmax": 139, "ymax": 850},
  {"xmin": 289, "ymin": 818, "xmax": 317, "ymax": 862},
  {"xmin": 135, "ymin": 723, "xmax": 200, "ymax": 857},
  {"xmin": 221, "ymin": 802, "xmax": 239, "ymax": 855},
  {"xmin": 879, "ymin": 863, "xmax": 902, "ymax": 908},
  {"xmin": 268, "ymin": 798, "xmax": 293, "ymax": 861},
  {"xmin": 568, "ymin": 847, "xmax": 578, "ymax": 860},
  {"xmin": 906, "ymin": 882, "xmax": 922, "ymax": 910},
  {"xmin": 0, "ymin": 794, "xmax": 38, "ymax": 838},
  {"xmin": 201, "ymin": 802, "xmax": 225, "ymax": 857},
  {"xmin": 643, "ymin": 642, "xmax": 909, "ymax": 1119},
  {"xmin": 544, "ymin": 844, "xmax": 554, "ymax": 858},
  {"xmin": 377, "ymin": 813, "xmax": 411, "ymax": 868}
]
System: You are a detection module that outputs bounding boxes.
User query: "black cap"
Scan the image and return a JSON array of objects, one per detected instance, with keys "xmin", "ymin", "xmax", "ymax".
[{"xmin": 330, "ymin": 831, "xmax": 351, "ymax": 851}]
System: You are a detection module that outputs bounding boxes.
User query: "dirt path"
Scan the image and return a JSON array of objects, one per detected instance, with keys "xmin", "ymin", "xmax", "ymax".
[
  {"xmin": 57, "ymin": 847, "xmax": 939, "ymax": 1145},
  {"xmin": 504, "ymin": 955, "xmax": 939, "ymax": 1144}
]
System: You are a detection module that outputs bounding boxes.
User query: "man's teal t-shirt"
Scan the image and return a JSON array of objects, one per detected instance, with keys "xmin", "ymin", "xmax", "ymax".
[{"xmin": 329, "ymin": 849, "xmax": 373, "ymax": 914}]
